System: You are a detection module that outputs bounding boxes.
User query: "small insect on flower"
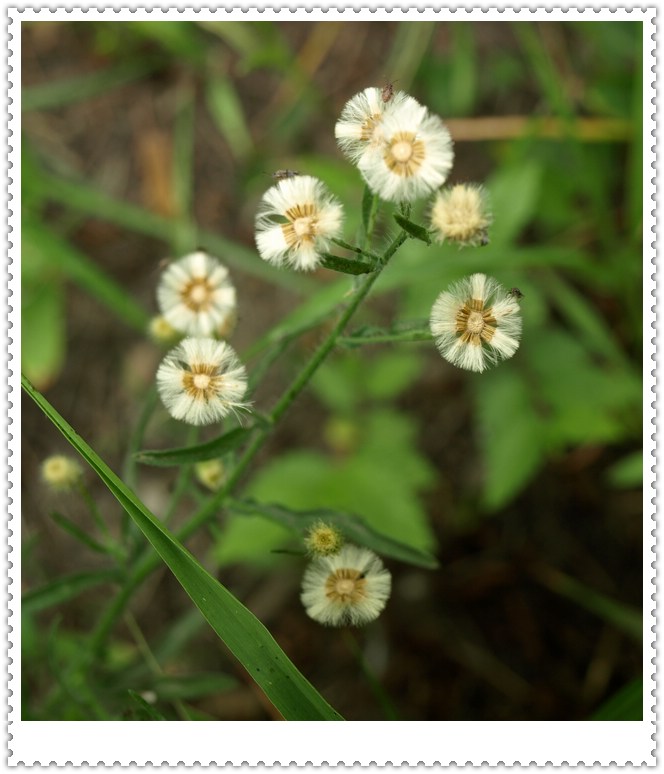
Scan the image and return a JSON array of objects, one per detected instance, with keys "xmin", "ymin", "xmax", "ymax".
[
  {"xmin": 381, "ymin": 80, "xmax": 396, "ymax": 103},
  {"xmin": 430, "ymin": 273, "xmax": 522, "ymax": 373},
  {"xmin": 301, "ymin": 544, "xmax": 392, "ymax": 627},
  {"xmin": 334, "ymin": 86, "xmax": 421, "ymax": 167},
  {"xmin": 271, "ymin": 169, "xmax": 301, "ymax": 182},
  {"xmin": 508, "ymin": 287, "xmax": 524, "ymax": 300},
  {"xmin": 41, "ymin": 455, "xmax": 83, "ymax": 492},
  {"xmin": 358, "ymin": 102, "xmax": 454, "ymax": 203},
  {"xmin": 157, "ymin": 251, "xmax": 237, "ymax": 338},
  {"xmin": 255, "ymin": 175, "xmax": 344, "ymax": 272},
  {"xmin": 156, "ymin": 337, "xmax": 248, "ymax": 426},
  {"xmin": 429, "ymin": 184, "xmax": 492, "ymax": 248}
]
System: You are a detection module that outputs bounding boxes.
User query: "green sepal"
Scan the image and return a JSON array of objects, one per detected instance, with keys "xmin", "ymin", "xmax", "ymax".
[
  {"xmin": 320, "ymin": 253, "xmax": 375, "ymax": 275},
  {"xmin": 393, "ymin": 214, "xmax": 432, "ymax": 245}
]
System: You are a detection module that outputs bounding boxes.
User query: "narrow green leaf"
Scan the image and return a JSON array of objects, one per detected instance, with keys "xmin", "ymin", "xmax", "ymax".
[
  {"xmin": 320, "ymin": 253, "xmax": 374, "ymax": 275},
  {"xmin": 22, "ymin": 58, "xmax": 165, "ymax": 112},
  {"xmin": 206, "ymin": 75, "xmax": 254, "ymax": 161},
  {"xmin": 40, "ymin": 173, "xmax": 311, "ymax": 290},
  {"xmin": 592, "ymin": 678, "xmax": 643, "ymax": 720},
  {"xmin": 50, "ymin": 511, "xmax": 109, "ymax": 555},
  {"xmin": 24, "ymin": 219, "xmax": 149, "ymax": 332},
  {"xmin": 23, "ymin": 570, "xmax": 120, "ymax": 614},
  {"xmin": 361, "ymin": 185, "xmax": 377, "ymax": 237},
  {"xmin": 153, "ymin": 673, "xmax": 238, "ymax": 701},
  {"xmin": 339, "ymin": 321, "xmax": 431, "ymax": 348},
  {"xmin": 127, "ymin": 689, "xmax": 167, "ymax": 721},
  {"xmin": 534, "ymin": 565, "xmax": 642, "ymax": 642},
  {"xmin": 136, "ymin": 426, "xmax": 255, "ymax": 467},
  {"xmin": 231, "ymin": 498, "xmax": 439, "ymax": 570},
  {"xmin": 22, "ymin": 375, "xmax": 342, "ymax": 721},
  {"xmin": 393, "ymin": 214, "xmax": 432, "ymax": 245}
]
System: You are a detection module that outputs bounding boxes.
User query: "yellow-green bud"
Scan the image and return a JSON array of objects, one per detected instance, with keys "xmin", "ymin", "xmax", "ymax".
[
  {"xmin": 195, "ymin": 459, "xmax": 226, "ymax": 492},
  {"xmin": 304, "ymin": 521, "xmax": 344, "ymax": 557},
  {"xmin": 41, "ymin": 455, "xmax": 83, "ymax": 492}
]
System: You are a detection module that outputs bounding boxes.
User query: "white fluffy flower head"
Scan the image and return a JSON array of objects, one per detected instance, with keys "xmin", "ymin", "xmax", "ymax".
[
  {"xmin": 255, "ymin": 176, "xmax": 343, "ymax": 272},
  {"xmin": 430, "ymin": 184, "xmax": 492, "ymax": 247},
  {"xmin": 156, "ymin": 337, "xmax": 248, "ymax": 426},
  {"xmin": 301, "ymin": 544, "xmax": 392, "ymax": 627},
  {"xmin": 430, "ymin": 273, "xmax": 522, "ymax": 373},
  {"xmin": 359, "ymin": 101, "xmax": 454, "ymax": 203},
  {"xmin": 157, "ymin": 251, "xmax": 237, "ymax": 338},
  {"xmin": 334, "ymin": 86, "xmax": 422, "ymax": 167}
]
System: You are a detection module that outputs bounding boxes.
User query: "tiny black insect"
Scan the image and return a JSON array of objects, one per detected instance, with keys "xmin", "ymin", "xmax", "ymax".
[
  {"xmin": 507, "ymin": 287, "xmax": 524, "ymax": 300},
  {"xmin": 271, "ymin": 169, "xmax": 301, "ymax": 182}
]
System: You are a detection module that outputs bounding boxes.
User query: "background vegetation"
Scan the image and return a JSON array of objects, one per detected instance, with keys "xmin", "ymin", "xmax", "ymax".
[{"xmin": 22, "ymin": 20, "xmax": 643, "ymax": 721}]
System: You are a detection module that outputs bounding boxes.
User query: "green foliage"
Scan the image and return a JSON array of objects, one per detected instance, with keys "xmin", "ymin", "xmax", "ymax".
[
  {"xmin": 23, "ymin": 376, "xmax": 343, "ymax": 721},
  {"xmin": 591, "ymin": 678, "xmax": 643, "ymax": 721},
  {"xmin": 22, "ymin": 20, "xmax": 643, "ymax": 724},
  {"xmin": 230, "ymin": 498, "xmax": 439, "ymax": 569}
]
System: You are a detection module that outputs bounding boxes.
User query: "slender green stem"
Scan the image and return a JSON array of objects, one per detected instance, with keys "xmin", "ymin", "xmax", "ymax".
[
  {"xmin": 341, "ymin": 629, "xmax": 399, "ymax": 720},
  {"xmin": 88, "ymin": 229, "xmax": 407, "ymax": 655}
]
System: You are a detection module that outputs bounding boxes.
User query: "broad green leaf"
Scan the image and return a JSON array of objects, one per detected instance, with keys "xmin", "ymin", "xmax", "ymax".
[
  {"xmin": 591, "ymin": 678, "xmax": 643, "ymax": 720},
  {"xmin": 393, "ymin": 214, "xmax": 432, "ymax": 245},
  {"xmin": 527, "ymin": 329, "xmax": 641, "ymax": 447},
  {"xmin": 320, "ymin": 253, "xmax": 374, "ymax": 275},
  {"xmin": 543, "ymin": 272, "xmax": 632, "ymax": 368},
  {"xmin": 136, "ymin": 426, "xmax": 255, "ymax": 467},
  {"xmin": 23, "ymin": 569, "xmax": 121, "ymax": 615},
  {"xmin": 231, "ymin": 498, "xmax": 439, "ymax": 570},
  {"xmin": 238, "ymin": 410, "xmax": 437, "ymax": 558},
  {"xmin": 22, "ymin": 375, "xmax": 343, "ymax": 721},
  {"xmin": 474, "ymin": 366, "xmax": 546, "ymax": 510},
  {"xmin": 486, "ymin": 161, "xmax": 543, "ymax": 246},
  {"xmin": 21, "ymin": 279, "xmax": 66, "ymax": 389},
  {"xmin": 23, "ymin": 219, "xmax": 149, "ymax": 332},
  {"xmin": 607, "ymin": 450, "xmax": 643, "ymax": 488},
  {"xmin": 364, "ymin": 350, "xmax": 424, "ymax": 401}
]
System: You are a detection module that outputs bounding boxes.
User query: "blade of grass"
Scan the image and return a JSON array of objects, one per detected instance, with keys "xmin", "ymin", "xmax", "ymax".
[
  {"xmin": 22, "ymin": 374, "xmax": 343, "ymax": 721},
  {"xmin": 532, "ymin": 564, "xmax": 642, "ymax": 642},
  {"xmin": 22, "ymin": 57, "xmax": 166, "ymax": 112},
  {"xmin": 23, "ymin": 569, "xmax": 121, "ymax": 615},
  {"xmin": 172, "ymin": 85, "xmax": 198, "ymax": 254},
  {"xmin": 24, "ymin": 219, "xmax": 149, "ymax": 332},
  {"xmin": 40, "ymin": 173, "xmax": 312, "ymax": 290}
]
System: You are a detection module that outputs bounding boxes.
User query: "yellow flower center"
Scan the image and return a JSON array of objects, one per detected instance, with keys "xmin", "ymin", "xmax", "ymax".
[
  {"xmin": 282, "ymin": 203, "xmax": 318, "ymax": 247},
  {"xmin": 325, "ymin": 568, "xmax": 366, "ymax": 604},
  {"xmin": 385, "ymin": 131, "xmax": 425, "ymax": 177},
  {"xmin": 182, "ymin": 278, "xmax": 214, "ymax": 312},
  {"xmin": 182, "ymin": 364, "xmax": 222, "ymax": 400},
  {"xmin": 456, "ymin": 299, "xmax": 497, "ymax": 346}
]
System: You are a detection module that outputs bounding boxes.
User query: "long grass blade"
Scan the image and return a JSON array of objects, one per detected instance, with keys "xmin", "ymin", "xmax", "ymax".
[{"xmin": 22, "ymin": 374, "xmax": 343, "ymax": 721}]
